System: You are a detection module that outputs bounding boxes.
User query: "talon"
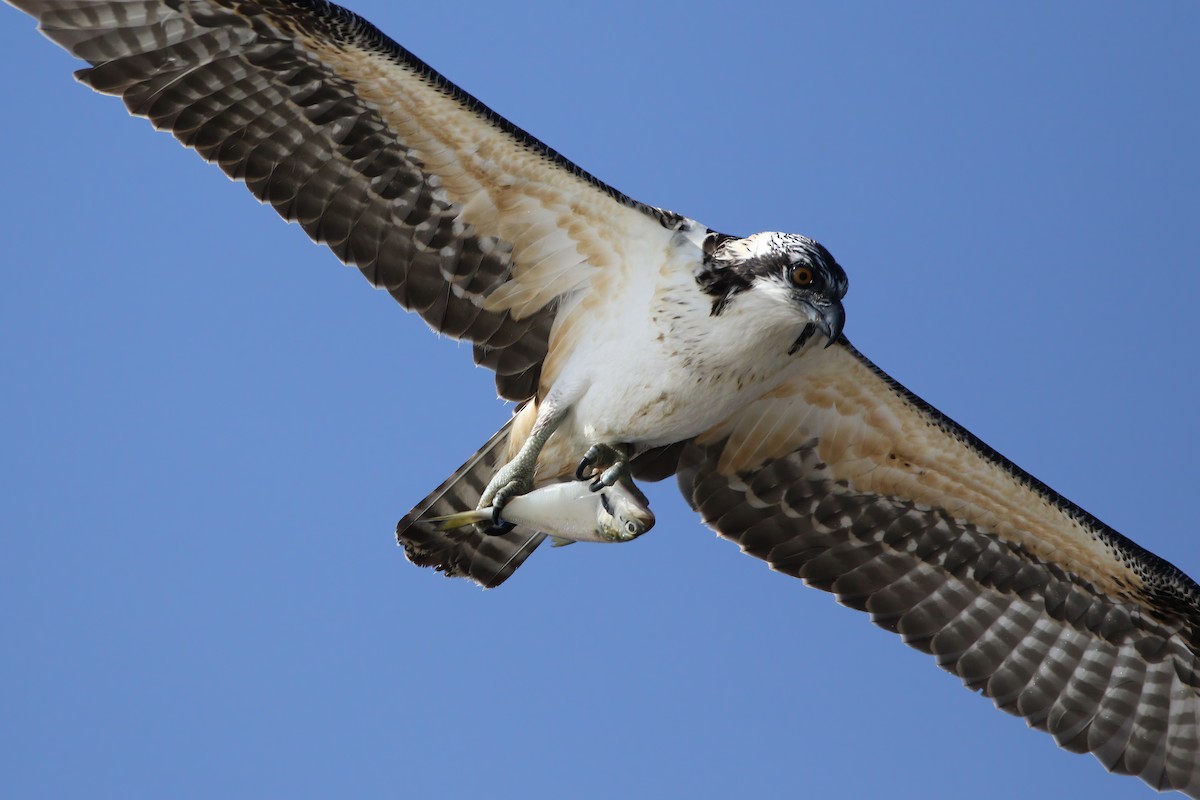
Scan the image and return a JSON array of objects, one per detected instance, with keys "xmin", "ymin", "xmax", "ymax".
[
  {"xmin": 601, "ymin": 462, "xmax": 627, "ymax": 487},
  {"xmin": 486, "ymin": 506, "xmax": 517, "ymax": 535},
  {"xmin": 475, "ymin": 497, "xmax": 517, "ymax": 536},
  {"xmin": 575, "ymin": 443, "xmax": 630, "ymax": 485},
  {"xmin": 486, "ymin": 520, "xmax": 517, "ymax": 535},
  {"xmin": 478, "ymin": 466, "xmax": 535, "ymax": 511},
  {"xmin": 491, "ymin": 481, "xmax": 526, "ymax": 511},
  {"xmin": 477, "ymin": 469, "xmax": 531, "ymax": 534},
  {"xmin": 589, "ymin": 461, "xmax": 628, "ymax": 492},
  {"xmin": 575, "ymin": 443, "xmax": 608, "ymax": 481},
  {"xmin": 575, "ymin": 457, "xmax": 594, "ymax": 482},
  {"xmin": 478, "ymin": 519, "xmax": 516, "ymax": 535}
]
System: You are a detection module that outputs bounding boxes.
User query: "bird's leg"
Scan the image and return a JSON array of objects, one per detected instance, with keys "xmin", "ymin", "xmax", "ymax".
[
  {"xmin": 478, "ymin": 395, "xmax": 570, "ymax": 512},
  {"xmin": 575, "ymin": 442, "xmax": 632, "ymax": 492}
]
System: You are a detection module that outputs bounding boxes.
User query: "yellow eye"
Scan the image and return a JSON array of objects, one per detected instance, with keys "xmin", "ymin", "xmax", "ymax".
[{"xmin": 791, "ymin": 265, "xmax": 814, "ymax": 287}]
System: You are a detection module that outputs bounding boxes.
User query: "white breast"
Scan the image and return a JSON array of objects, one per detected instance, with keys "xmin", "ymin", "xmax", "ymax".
[{"xmin": 551, "ymin": 241, "xmax": 810, "ymax": 451}]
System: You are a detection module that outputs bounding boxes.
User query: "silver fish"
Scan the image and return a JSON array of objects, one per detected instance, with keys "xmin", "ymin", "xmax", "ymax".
[{"xmin": 427, "ymin": 480, "xmax": 654, "ymax": 544}]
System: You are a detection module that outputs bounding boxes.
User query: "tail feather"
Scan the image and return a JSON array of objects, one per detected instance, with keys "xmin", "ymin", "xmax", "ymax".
[{"xmin": 396, "ymin": 416, "xmax": 546, "ymax": 588}]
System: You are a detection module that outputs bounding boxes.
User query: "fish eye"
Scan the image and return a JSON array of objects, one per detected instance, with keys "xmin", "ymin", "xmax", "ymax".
[
  {"xmin": 625, "ymin": 521, "xmax": 639, "ymax": 535},
  {"xmin": 791, "ymin": 265, "xmax": 814, "ymax": 287}
]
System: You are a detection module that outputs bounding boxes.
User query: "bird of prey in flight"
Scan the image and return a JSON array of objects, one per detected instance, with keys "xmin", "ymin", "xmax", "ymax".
[{"xmin": 9, "ymin": 0, "xmax": 1199, "ymax": 796}]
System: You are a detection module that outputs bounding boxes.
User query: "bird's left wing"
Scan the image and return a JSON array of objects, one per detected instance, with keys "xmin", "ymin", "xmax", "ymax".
[
  {"xmin": 675, "ymin": 339, "xmax": 1200, "ymax": 797},
  {"xmin": 10, "ymin": 0, "xmax": 684, "ymax": 400}
]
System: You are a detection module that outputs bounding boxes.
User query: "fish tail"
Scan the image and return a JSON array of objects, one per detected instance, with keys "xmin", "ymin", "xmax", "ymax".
[{"xmin": 425, "ymin": 509, "xmax": 492, "ymax": 531}]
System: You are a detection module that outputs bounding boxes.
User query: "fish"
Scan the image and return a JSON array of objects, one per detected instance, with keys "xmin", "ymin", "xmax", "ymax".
[{"xmin": 427, "ymin": 480, "xmax": 655, "ymax": 545}]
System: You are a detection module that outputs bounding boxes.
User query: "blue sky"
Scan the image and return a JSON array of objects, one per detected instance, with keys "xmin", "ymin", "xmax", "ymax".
[{"xmin": 2, "ymin": 2, "xmax": 1198, "ymax": 798}]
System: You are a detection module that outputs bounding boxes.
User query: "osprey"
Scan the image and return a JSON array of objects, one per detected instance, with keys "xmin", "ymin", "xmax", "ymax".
[{"xmin": 9, "ymin": 0, "xmax": 1199, "ymax": 796}]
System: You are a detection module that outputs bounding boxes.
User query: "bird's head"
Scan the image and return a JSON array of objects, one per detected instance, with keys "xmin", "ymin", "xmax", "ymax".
[{"xmin": 699, "ymin": 231, "xmax": 848, "ymax": 351}]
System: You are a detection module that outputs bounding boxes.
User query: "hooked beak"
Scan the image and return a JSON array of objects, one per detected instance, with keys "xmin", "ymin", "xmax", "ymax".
[
  {"xmin": 815, "ymin": 300, "xmax": 845, "ymax": 347},
  {"xmin": 789, "ymin": 299, "xmax": 845, "ymax": 354}
]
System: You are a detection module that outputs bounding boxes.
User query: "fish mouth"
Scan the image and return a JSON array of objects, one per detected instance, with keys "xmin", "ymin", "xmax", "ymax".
[
  {"xmin": 621, "ymin": 507, "xmax": 656, "ymax": 539},
  {"xmin": 599, "ymin": 506, "xmax": 655, "ymax": 542},
  {"xmin": 599, "ymin": 524, "xmax": 646, "ymax": 543},
  {"xmin": 597, "ymin": 484, "xmax": 656, "ymax": 541}
]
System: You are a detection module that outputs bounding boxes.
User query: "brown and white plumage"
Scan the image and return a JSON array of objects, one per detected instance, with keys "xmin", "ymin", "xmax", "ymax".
[
  {"xmin": 15, "ymin": 0, "xmax": 681, "ymax": 402},
  {"xmin": 8, "ymin": 0, "xmax": 1199, "ymax": 795},
  {"xmin": 675, "ymin": 342, "xmax": 1200, "ymax": 791}
]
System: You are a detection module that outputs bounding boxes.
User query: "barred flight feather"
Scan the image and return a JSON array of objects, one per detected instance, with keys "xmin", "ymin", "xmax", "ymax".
[
  {"xmin": 15, "ymin": 0, "xmax": 680, "ymax": 401},
  {"xmin": 12, "ymin": 1, "xmax": 1200, "ymax": 795},
  {"xmin": 676, "ymin": 340, "xmax": 1200, "ymax": 796}
]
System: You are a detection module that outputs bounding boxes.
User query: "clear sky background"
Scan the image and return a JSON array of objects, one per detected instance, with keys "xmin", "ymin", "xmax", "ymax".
[{"xmin": 2, "ymin": 2, "xmax": 1198, "ymax": 798}]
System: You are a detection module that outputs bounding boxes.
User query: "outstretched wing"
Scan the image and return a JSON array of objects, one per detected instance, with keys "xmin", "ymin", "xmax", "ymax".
[
  {"xmin": 11, "ymin": 0, "xmax": 684, "ymax": 400},
  {"xmin": 675, "ymin": 339, "xmax": 1200, "ymax": 797}
]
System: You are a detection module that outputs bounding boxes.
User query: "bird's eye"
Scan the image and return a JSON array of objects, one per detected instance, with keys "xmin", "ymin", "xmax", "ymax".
[{"xmin": 791, "ymin": 265, "xmax": 814, "ymax": 287}]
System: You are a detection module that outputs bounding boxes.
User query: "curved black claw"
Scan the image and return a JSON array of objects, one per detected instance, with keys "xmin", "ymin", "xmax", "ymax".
[
  {"xmin": 575, "ymin": 443, "xmax": 611, "ymax": 481},
  {"xmin": 485, "ymin": 506, "xmax": 516, "ymax": 536},
  {"xmin": 576, "ymin": 443, "xmax": 628, "ymax": 487},
  {"xmin": 589, "ymin": 461, "xmax": 629, "ymax": 493},
  {"xmin": 575, "ymin": 457, "xmax": 593, "ymax": 482}
]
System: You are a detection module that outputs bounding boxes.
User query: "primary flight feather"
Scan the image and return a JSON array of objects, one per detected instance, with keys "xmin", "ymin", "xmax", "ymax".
[{"xmin": 8, "ymin": 0, "xmax": 1199, "ymax": 795}]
